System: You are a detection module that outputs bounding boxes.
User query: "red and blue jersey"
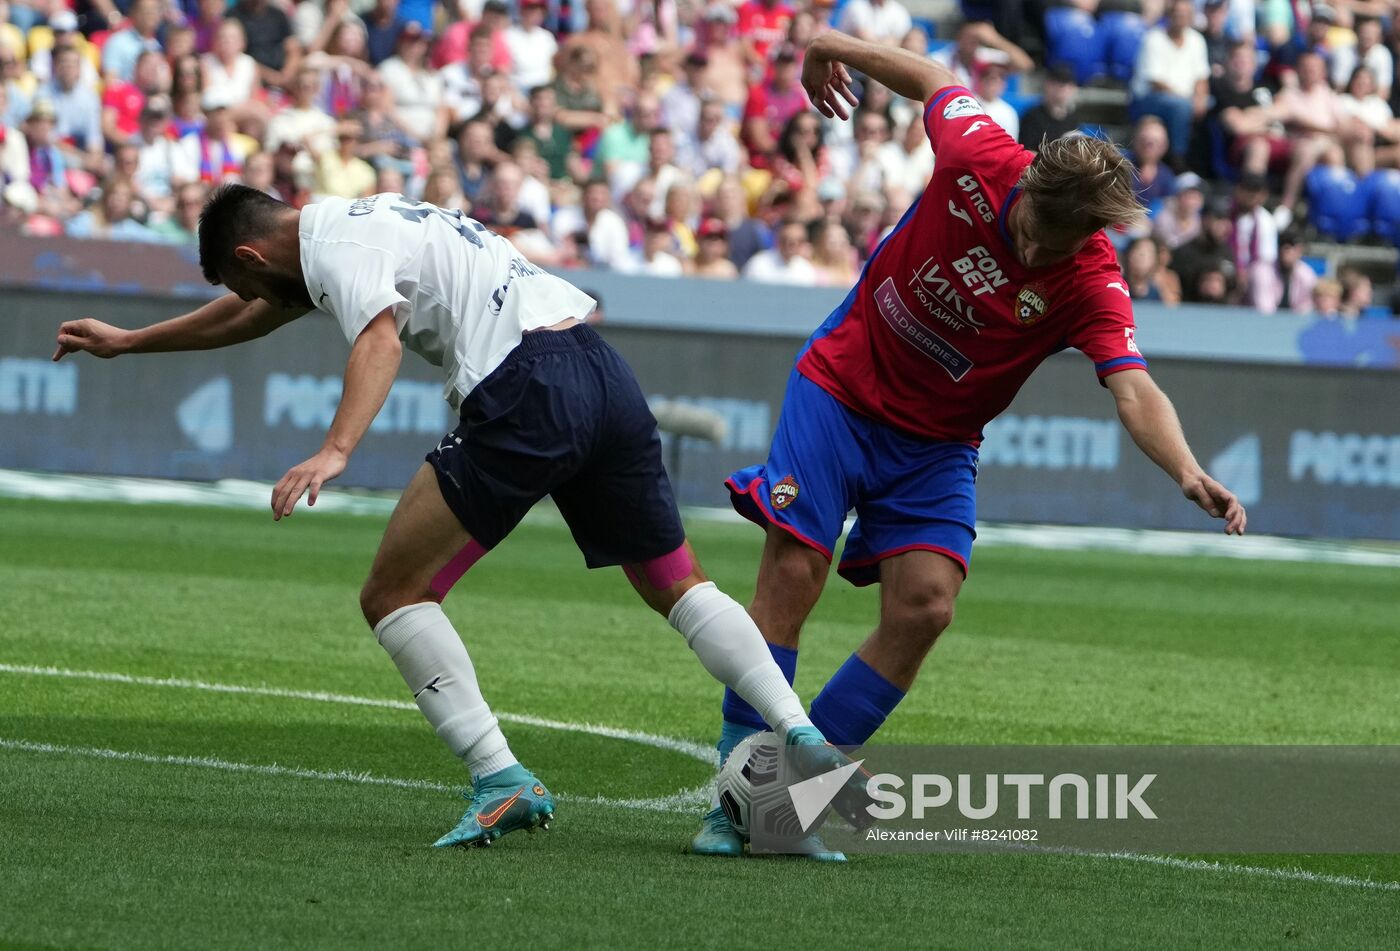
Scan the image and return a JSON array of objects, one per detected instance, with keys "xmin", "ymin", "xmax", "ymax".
[{"xmin": 796, "ymin": 86, "xmax": 1148, "ymax": 446}]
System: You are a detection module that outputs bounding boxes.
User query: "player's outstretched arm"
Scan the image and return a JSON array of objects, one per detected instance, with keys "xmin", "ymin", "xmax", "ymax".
[
  {"xmin": 1107, "ymin": 370, "xmax": 1247, "ymax": 535},
  {"xmin": 52, "ymin": 293, "xmax": 308, "ymax": 362},
  {"xmin": 801, "ymin": 31, "xmax": 958, "ymax": 119},
  {"xmin": 270, "ymin": 310, "xmax": 402, "ymax": 520}
]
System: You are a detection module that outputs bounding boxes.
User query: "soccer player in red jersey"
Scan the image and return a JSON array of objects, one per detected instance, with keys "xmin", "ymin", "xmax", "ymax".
[{"xmin": 692, "ymin": 32, "xmax": 1248, "ymax": 858}]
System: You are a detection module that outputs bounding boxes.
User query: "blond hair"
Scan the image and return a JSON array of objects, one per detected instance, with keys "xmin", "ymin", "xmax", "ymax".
[{"xmin": 1018, "ymin": 135, "xmax": 1145, "ymax": 238}]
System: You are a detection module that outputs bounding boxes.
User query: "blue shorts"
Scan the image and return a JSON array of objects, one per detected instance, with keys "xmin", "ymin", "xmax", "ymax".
[
  {"xmin": 726, "ymin": 370, "xmax": 977, "ymax": 585},
  {"xmin": 427, "ymin": 325, "xmax": 686, "ymax": 568}
]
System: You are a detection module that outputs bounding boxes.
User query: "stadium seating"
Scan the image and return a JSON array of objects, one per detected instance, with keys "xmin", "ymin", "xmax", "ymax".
[
  {"xmin": 1043, "ymin": 7, "xmax": 1105, "ymax": 85},
  {"xmin": 1099, "ymin": 11, "xmax": 1146, "ymax": 82},
  {"xmin": 1305, "ymin": 165, "xmax": 1370, "ymax": 242},
  {"xmin": 1366, "ymin": 169, "xmax": 1400, "ymax": 243}
]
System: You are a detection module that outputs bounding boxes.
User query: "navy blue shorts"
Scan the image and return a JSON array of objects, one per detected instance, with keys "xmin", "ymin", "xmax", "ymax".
[
  {"xmin": 427, "ymin": 325, "xmax": 686, "ymax": 568},
  {"xmin": 727, "ymin": 369, "xmax": 978, "ymax": 585}
]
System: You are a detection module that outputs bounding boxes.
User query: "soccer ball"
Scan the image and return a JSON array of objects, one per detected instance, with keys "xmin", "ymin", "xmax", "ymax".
[{"xmin": 716, "ymin": 731, "xmax": 807, "ymax": 841}]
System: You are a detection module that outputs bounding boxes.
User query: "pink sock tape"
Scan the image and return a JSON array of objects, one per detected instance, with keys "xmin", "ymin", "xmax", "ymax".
[
  {"xmin": 634, "ymin": 545, "xmax": 694, "ymax": 590},
  {"xmin": 430, "ymin": 539, "xmax": 488, "ymax": 598}
]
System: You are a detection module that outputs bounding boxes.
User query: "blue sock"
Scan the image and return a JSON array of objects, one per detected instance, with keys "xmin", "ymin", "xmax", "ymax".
[
  {"xmin": 717, "ymin": 643, "xmax": 798, "ymax": 764},
  {"xmin": 809, "ymin": 653, "xmax": 906, "ymax": 747}
]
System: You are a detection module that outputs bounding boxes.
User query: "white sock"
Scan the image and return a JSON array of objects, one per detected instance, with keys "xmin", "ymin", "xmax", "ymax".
[
  {"xmin": 374, "ymin": 602, "xmax": 518, "ymax": 780},
  {"xmin": 668, "ymin": 582, "xmax": 811, "ymax": 736}
]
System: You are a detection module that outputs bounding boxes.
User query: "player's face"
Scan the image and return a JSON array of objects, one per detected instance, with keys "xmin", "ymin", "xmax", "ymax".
[
  {"xmin": 1011, "ymin": 199, "xmax": 1090, "ymax": 270},
  {"xmin": 223, "ymin": 258, "xmax": 314, "ymax": 310}
]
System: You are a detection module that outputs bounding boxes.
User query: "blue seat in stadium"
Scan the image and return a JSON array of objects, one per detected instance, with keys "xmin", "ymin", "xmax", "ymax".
[
  {"xmin": 1207, "ymin": 119, "xmax": 1240, "ymax": 183},
  {"xmin": 1044, "ymin": 8, "xmax": 1105, "ymax": 84},
  {"xmin": 1100, "ymin": 11, "xmax": 1145, "ymax": 82},
  {"xmin": 1305, "ymin": 165, "xmax": 1370, "ymax": 241},
  {"xmin": 1365, "ymin": 168, "xmax": 1400, "ymax": 241}
]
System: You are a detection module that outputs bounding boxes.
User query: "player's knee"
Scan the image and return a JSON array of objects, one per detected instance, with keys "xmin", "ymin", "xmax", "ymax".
[
  {"xmin": 883, "ymin": 588, "xmax": 956, "ymax": 647},
  {"xmin": 360, "ymin": 575, "xmax": 416, "ymax": 630}
]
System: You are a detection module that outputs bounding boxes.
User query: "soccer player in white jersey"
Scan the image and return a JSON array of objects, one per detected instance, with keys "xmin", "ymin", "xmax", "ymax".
[{"xmin": 53, "ymin": 184, "xmax": 868, "ymax": 850}]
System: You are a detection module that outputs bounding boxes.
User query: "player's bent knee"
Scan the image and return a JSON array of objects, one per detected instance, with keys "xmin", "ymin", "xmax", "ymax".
[
  {"xmin": 883, "ymin": 589, "xmax": 956, "ymax": 647},
  {"xmin": 625, "ymin": 544, "xmax": 698, "ymax": 591}
]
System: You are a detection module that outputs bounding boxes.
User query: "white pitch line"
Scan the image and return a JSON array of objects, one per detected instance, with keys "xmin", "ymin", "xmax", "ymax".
[
  {"xmin": 0, "ymin": 736, "xmax": 706, "ymax": 813},
  {"xmin": 1, "ymin": 737, "xmax": 1392, "ymax": 894},
  {"xmin": 0, "ymin": 663, "xmax": 716, "ymax": 765}
]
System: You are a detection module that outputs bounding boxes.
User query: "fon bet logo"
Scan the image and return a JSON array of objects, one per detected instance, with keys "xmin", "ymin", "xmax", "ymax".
[{"xmin": 771, "ymin": 475, "xmax": 799, "ymax": 510}]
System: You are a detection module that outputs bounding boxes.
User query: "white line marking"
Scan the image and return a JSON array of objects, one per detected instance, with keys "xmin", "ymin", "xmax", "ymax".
[
  {"xmin": 0, "ymin": 663, "xmax": 716, "ymax": 765},
  {"xmin": 0, "ymin": 737, "xmax": 707, "ymax": 813},
  {"xmin": 0, "ymin": 737, "xmax": 1391, "ymax": 893}
]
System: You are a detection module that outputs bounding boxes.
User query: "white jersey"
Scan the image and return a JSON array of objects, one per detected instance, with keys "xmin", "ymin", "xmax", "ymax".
[{"xmin": 298, "ymin": 193, "xmax": 596, "ymax": 410}]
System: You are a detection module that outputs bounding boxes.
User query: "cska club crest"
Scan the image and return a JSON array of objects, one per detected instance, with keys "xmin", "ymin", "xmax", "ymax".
[
  {"xmin": 771, "ymin": 475, "xmax": 799, "ymax": 511},
  {"xmin": 1016, "ymin": 285, "xmax": 1049, "ymax": 326}
]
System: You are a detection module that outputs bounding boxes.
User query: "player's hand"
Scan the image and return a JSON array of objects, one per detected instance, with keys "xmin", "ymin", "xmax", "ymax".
[
  {"xmin": 1181, "ymin": 471, "xmax": 1247, "ymax": 535},
  {"xmin": 801, "ymin": 46, "xmax": 859, "ymax": 121},
  {"xmin": 53, "ymin": 319, "xmax": 130, "ymax": 361},
  {"xmin": 271, "ymin": 447, "xmax": 347, "ymax": 521}
]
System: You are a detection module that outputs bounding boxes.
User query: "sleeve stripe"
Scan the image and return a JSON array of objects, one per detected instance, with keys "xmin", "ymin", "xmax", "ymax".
[
  {"xmin": 924, "ymin": 86, "xmax": 971, "ymax": 121},
  {"xmin": 1095, "ymin": 355, "xmax": 1150, "ymax": 374}
]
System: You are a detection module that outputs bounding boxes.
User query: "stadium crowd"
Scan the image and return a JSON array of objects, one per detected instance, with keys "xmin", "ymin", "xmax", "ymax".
[{"xmin": 0, "ymin": 0, "xmax": 1397, "ymax": 317}]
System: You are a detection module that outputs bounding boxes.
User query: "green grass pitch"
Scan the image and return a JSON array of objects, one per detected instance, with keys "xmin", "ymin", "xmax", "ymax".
[{"xmin": 1, "ymin": 496, "xmax": 1398, "ymax": 950}]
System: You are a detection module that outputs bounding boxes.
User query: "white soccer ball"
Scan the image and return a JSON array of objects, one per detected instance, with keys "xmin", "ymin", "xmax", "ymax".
[{"xmin": 716, "ymin": 731, "xmax": 806, "ymax": 841}]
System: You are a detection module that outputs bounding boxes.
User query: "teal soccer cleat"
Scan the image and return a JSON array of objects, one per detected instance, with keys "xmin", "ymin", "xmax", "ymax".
[
  {"xmin": 433, "ymin": 765, "xmax": 556, "ymax": 848},
  {"xmin": 783, "ymin": 726, "xmax": 877, "ymax": 832},
  {"xmin": 690, "ymin": 805, "xmax": 744, "ymax": 857}
]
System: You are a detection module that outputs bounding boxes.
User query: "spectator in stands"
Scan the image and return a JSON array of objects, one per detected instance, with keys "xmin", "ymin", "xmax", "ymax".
[
  {"xmin": 561, "ymin": 0, "xmax": 638, "ymax": 116},
  {"xmin": 661, "ymin": 51, "xmax": 708, "ymax": 145},
  {"xmin": 1154, "ymin": 171, "xmax": 1206, "ymax": 249},
  {"xmin": 1339, "ymin": 65, "xmax": 1393, "ymax": 174},
  {"xmin": 475, "ymin": 159, "xmax": 541, "ymax": 233},
  {"xmin": 520, "ymin": 84, "xmax": 575, "ymax": 182},
  {"xmin": 629, "ymin": 215, "xmax": 686, "ymax": 275},
  {"xmin": 1338, "ymin": 265, "xmax": 1373, "ymax": 317},
  {"xmin": 692, "ymin": 216, "xmax": 739, "ymax": 278},
  {"xmin": 1274, "ymin": 230, "xmax": 1319, "ymax": 313},
  {"xmin": 737, "ymin": 0, "xmax": 795, "ymax": 76},
  {"xmin": 742, "ymin": 43, "xmax": 806, "ymax": 170},
  {"xmin": 974, "ymin": 59, "xmax": 1018, "ymax": 143},
  {"xmin": 1173, "ymin": 194, "xmax": 1237, "ymax": 303},
  {"xmin": 228, "ymin": 0, "xmax": 300, "ymax": 90},
  {"xmin": 690, "ymin": 4, "xmax": 748, "ymax": 111},
  {"xmin": 28, "ymin": 10, "xmax": 97, "ymax": 88},
  {"xmin": 66, "ymin": 177, "xmax": 163, "ymax": 242},
  {"xmin": 684, "ymin": 96, "xmax": 744, "ymax": 180},
  {"xmin": 315, "ymin": 118, "xmax": 376, "ymax": 197},
  {"xmin": 1273, "ymin": 2, "xmax": 1339, "ymax": 75},
  {"xmin": 1233, "ymin": 173, "xmax": 1280, "ymax": 311},
  {"xmin": 597, "ymin": 92, "xmax": 663, "ymax": 189},
  {"xmin": 310, "ymin": 19, "xmax": 376, "ymax": 120},
  {"xmin": 133, "ymin": 95, "xmax": 197, "ymax": 212},
  {"xmin": 1129, "ymin": 115, "xmax": 1177, "ymax": 207},
  {"xmin": 771, "ymin": 110, "xmax": 829, "ymax": 193},
  {"xmin": 1201, "ymin": 0, "xmax": 1232, "ymax": 79},
  {"xmin": 843, "ymin": 108, "xmax": 901, "ymax": 196},
  {"xmin": 1276, "ymin": 49, "xmax": 1353, "ymax": 225},
  {"xmin": 1123, "ymin": 236, "xmax": 1182, "ymax": 305},
  {"xmin": 149, "ymin": 179, "xmax": 209, "ymax": 243},
  {"xmin": 1194, "ymin": 262, "xmax": 1235, "ymax": 304},
  {"xmin": 379, "ymin": 23, "xmax": 448, "ymax": 144},
  {"xmin": 1212, "ymin": 41, "xmax": 1290, "ymax": 180},
  {"xmin": 1019, "ymin": 63, "xmax": 1080, "ymax": 149},
  {"xmin": 190, "ymin": 100, "xmax": 251, "ymax": 183},
  {"xmin": 43, "ymin": 44, "xmax": 102, "ymax": 174},
  {"xmin": 456, "ymin": 117, "xmax": 499, "ymax": 200},
  {"xmin": 202, "ymin": 19, "xmax": 261, "ymax": 110},
  {"xmin": 931, "ymin": 20, "xmax": 1033, "ymax": 90},
  {"xmin": 266, "ymin": 65, "xmax": 335, "ymax": 156},
  {"xmin": 357, "ymin": 74, "xmax": 418, "ymax": 167},
  {"xmin": 810, "ymin": 218, "xmax": 859, "ymax": 286},
  {"xmin": 743, "ymin": 215, "xmax": 817, "ymax": 284},
  {"xmin": 1311, "ymin": 276, "xmax": 1343, "ymax": 317},
  {"xmin": 1333, "ymin": 15, "xmax": 1393, "ymax": 98},
  {"xmin": 837, "ymin": 0, "xmax": 912, "ymax": 47},
  {"xmin": 0, "ymin": 35, "xmax": 31, "ymax": 128},
  {"xmin": 442, "ymin": 27, "xmax": 494, "ymax": 126},
  {"xmin": 103, "ymin": 0, "xmax": 164, "ymax": 84},
  {"xmin": 506, "ymin": 0, "xmax": 557, "ymax": 95},
  {"xmin": 364, "ymin": 0, "xmax": 406, "ymax": 67},
  {"xmin": 712, "ymin": 173, "xmax": 768, "ymax": 269},
  {"xmin": 1130, "ymin": 0, "xmax": 1210, "ymax": 159},
  {"xmin": 0, "ymin": 82, "xmax": 29, "ymax": 189},
  {"xmin": 241, "ymin": 149, "xmax": 279, "ymax": 198},
  {"xmin": 550, "ymin": 43, "xmax": 611, "ymax": 132},
  {"xmin": 563, "ymin": 176, "xmax": 629, "ymax": 270}
]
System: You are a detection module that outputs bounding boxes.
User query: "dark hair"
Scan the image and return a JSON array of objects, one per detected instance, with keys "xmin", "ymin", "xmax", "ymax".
[{"xmin": 197, "ymin": 183, "xmax": 291, "ymax": 284}]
